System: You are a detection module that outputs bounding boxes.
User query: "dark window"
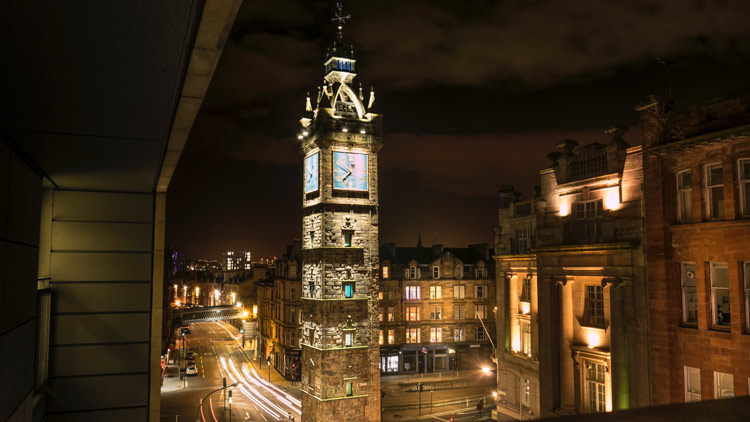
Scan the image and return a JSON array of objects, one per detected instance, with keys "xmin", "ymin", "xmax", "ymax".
[{"xmin": 583, "ymin": 285, "xmax": 605, "ymax": 327}]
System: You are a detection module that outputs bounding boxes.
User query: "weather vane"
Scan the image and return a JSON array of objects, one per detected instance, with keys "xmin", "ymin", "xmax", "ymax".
[{"xmin": 332, "ymin": 2, "xmax": 350, "ymax": 33}]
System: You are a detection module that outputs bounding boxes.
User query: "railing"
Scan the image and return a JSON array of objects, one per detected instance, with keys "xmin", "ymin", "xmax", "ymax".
[
  {"xmin": 566, "ymin": 220, "xmax": 602, "ymax": 244},
  {"xmin": 569, "ymin": 151, "xmax": 607, "ymax": 181}
]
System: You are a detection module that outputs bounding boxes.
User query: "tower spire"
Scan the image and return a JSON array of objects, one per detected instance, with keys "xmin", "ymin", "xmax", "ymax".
[{"xmin": 332, "ymin": 2, "xmax": 350, "ymax": 43}]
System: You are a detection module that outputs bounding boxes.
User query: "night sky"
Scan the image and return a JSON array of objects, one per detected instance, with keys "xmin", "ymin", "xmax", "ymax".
[{"xmin": 166, "ymin": 0, "xmax": 750, "ymax": 260}]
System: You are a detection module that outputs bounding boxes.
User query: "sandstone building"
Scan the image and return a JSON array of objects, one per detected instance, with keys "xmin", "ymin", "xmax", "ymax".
[
  {"xmin": 378, "ymin": 240, "xmax": 496, "ymax": 375},
  {"xmin": 495, "ymin": 129, "xmax": 651, "ymax": 419},
  {"xmin": 640, "ymin": 91, "xmax": 750, "ymax": 404},
  {"xmin": 258, "ymin": 241, "xmax": 303, "ymax": 380},
  {"xmin": 297, "ymin": 6, "xmax": 382, "ymax": 420}
]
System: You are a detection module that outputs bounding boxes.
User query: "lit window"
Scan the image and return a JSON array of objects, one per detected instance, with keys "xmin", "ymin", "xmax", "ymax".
[
  {"xmin": 407, "ymin": 328, "xmax": 420, "ymax": 343},
  {"xmin": 676, "ymin": 170, "xmax": 692, "ymax": 222},
  {"xmin": 379, "ymin": 310, "xmax": 383, "ymax": 322},
  {"xmin": 430, "ymin": 305, "xmax": 442, "ymax": 320},
  {"xmin": 378, "ymin": 287, "xmax": 383, "ymax": 301},
  {"xmin": 430, "ymin": 327, "xmax": 442, "ymax": 343},
  {"xmin": 685, "ymin": 366, "xmax": 701, "ymax": 402},
  {"xmin": 343, "ymin": 231, "xmax": 353, "ymax": 247},
  {"xmin": 382, "ymin": 266, "xmax": 389, "ymax": 279},
  {"xmin": 432, "ymin": 266, "xmax": 439, "ymax": 279},
  {"xmin": 387, "ymin": 306, "xmax": 394, "ymax": 322},
  {"xmin": 714, "ymin": 371, "xmax": 734, "ymax": 398},
  {"xmin": 378, "ymin": 330, "xmax": 383, "ymax": 345},
  {"xmin": 405, "ymin": 286, "xmax": 421, "ymax": 300},
  {"xmin": 429, "ymin": 286, "xmax": 442, "ymax": 299},
  {"xmin": 711, "ymin": 262, "xmax": 730, "ymax": 329},
  {"xmin": 453, "ymin": 285, "xmax": 465, "ymax": 299},
  {"xmin": 681, "ymin": 263, "xmax": 698, "ymax": 326},
  {"xmin": 706, "ymin": 163, "xmax": 725, "ymax": 219},
  {"xmin": 474, "ymin": 326, "xmax": 485, "ymax": 340},
  {"xmin": 344, "ymin": 282, "xmax": 354, "ymax": 299},
  {"xmin": 344, "ymin": 332, "xmax": 353, "ymax": 347},
  {"xmin": 387, "ymin": 329, "xmax": 395, "ymax": 344},
  {"xmin": 474, "ymin": 285, "xmax": 487, "ymax": 299},
  {"xmin": 476, "ymin": 304, "xmax": 487, "ymax": 319},
  {"xmin": 406, "ymin": 306, "xmax": 420, "ymax": 321},
  {"xmin": 346, "ymin": 381, "xmax": 353, "ymax": 397},
  {"xmin": 454, "ymin": 326, "xmax": 465, "ymax": 341},
  {"xmin": 453, "ymin": 305, "xmax": 465, "ymax": 320},
  {"xmin": 585, "ymin": 360, "xmax": 607, "ymax": 413},
  {"xmin": 583, "ymin": 285, "xmax": 605, "ymax": 327},
  {"xmin": 740, "ymin": 159, "xmax": 750, "ymax": 217}
]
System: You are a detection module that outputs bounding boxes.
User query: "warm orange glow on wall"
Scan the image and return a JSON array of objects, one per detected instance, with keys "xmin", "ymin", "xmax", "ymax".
[
  {"xmin": 520, "ymin": 301, "xmax": 530, "ymax": 315},
  {"xmin": 605, "ymin": 188, "xmax": 621, "ymax": 210},
  {"xmin": 559, "ymin": 198, "xmax": 570, "ymax": 216},
  {"xmin": 586, "ymin": 332, "xmax": 601, "ymax": 349}
]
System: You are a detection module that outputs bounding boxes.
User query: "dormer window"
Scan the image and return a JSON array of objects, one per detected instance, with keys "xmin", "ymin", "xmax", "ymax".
[
  {"xmin": 432, "ymin": 266, "xmax": 440, "ymax": 279},
  {"xmin": 409, "ymin": 266, "xmax": 417, "ymax": 279}
]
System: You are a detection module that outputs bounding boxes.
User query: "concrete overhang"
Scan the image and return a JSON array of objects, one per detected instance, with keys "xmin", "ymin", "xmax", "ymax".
[{"xmin": 0, "ymin": 0, "xmax": 242, "ymax": 193}]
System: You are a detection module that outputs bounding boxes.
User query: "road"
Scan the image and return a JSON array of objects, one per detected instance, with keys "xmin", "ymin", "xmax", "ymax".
[{"xmin": 161, "ymin": 321, "xmax": 301, "ymax": 422}]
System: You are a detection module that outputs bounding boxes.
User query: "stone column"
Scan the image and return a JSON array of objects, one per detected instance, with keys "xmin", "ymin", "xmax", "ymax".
[{"xmin": 559, "ymin": 279, "xmax": 575, "ymax": 413}]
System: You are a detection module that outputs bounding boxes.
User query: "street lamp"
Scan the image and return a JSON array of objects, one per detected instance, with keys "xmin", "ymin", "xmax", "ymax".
[{"xmin": 195, "ymin": 382, "xmax": 239, "ymax": 422}]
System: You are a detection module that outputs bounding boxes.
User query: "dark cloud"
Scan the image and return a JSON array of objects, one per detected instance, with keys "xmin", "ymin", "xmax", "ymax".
[{"xmin": 167, "ymin": 0, "xmax": 750, "ymax": 259}]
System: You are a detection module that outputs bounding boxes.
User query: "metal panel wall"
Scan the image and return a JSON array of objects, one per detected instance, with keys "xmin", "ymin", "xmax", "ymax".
[{"xmin": 46, "ymin": 191, "xmax": 154, "ymax": 417}]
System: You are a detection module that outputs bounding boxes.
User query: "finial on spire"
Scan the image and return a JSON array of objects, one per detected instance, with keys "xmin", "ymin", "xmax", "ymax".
[
  {"xmin": 368, "ymin": 86, "xmax": 375, "ymax": 109},
  {"xmin": 332, "ymin": 2, "xmax": 350, "ymax": 39},
  {"xmin": 305, "ymin": 92, "xmax": 312, "ymax": 112}
]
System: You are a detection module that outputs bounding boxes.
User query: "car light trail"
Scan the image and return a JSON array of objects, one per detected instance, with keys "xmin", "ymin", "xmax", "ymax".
[{"xmin": 220, "ymin": 357, "xmax": 284, "ymax": 420}]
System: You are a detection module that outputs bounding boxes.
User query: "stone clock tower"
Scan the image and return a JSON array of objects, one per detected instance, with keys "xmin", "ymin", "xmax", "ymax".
[{"xmin": 296, "ymin": 4, "xmax": 382, "ymax": 421}]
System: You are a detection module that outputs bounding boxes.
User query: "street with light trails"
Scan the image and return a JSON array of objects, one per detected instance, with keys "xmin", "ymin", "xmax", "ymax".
[{"xmin": 161, "ymin": 321, "xmax": 301, "ymax": 422}]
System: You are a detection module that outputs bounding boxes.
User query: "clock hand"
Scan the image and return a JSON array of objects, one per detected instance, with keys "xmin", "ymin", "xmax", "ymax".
[{"xmin": 342, "ymin": 170, "xmax": 352, "ymax": 181}]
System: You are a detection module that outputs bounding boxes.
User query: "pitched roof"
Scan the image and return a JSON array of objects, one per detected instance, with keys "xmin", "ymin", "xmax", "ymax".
[{"xmin": 379, "ymin": 243, "xmax": 492, "ymax": 266}]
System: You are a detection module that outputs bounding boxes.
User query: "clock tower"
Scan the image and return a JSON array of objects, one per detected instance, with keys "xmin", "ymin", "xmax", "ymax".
[{"xmin": 297, "ymin": 4, "xmax": 382, "ymax": 421}]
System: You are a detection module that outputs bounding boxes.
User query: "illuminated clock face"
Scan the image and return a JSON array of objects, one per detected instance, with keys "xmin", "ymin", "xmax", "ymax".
[
  {"xmin": 333, "ymin": 151, "xmax": 368, "ymax": 191},
  {"xmin": 304, "ymin": 152, "xmax": 319, "ymax": 193}
]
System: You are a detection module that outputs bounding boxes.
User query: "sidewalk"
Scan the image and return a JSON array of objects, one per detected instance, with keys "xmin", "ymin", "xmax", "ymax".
[{"xmin": 161, "ymin": 348, "xmax": 188, "ymax": 393}]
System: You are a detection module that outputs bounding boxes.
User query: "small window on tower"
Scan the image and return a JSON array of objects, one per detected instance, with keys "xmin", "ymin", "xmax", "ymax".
[
  {"xmin": 344, "ymin": 282, "xmax": 355, "ymax": 299},
  {"xmin": 343, "ymin": 231, "xmax": 353, "ymax": 247},
  {"xmin": 346, "ymin": 382, "xmax": 353, "ymax": 396},
  {"xmin": 344, "ymin": 332, "xmax": 353, "ymax": 347}
]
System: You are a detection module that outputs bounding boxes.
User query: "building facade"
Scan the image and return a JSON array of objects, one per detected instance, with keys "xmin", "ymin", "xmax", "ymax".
[
  {"xmin": 257, "ymin": 241, "xmax": 303, "ymax": 380},
  {"xmin": 297, "ymin": 7, "xmax": 382, "ymax": 420},
  {"xmin": 494, "ymin": 193, "xmax": 542, "ymax": 419},
  {"xmin": 640, "ymin": 92, "xmax": 750, "ymax": 404},
  {"xmin": 496, "ymin": 129, "xmax": 651, "ymax": 419},
  {"xmin": 224, "ymin": 250, "xmax": 252, "ymax": 271},
  {"xmin": 379, "ymin": 241, "xmax": 496, "ymax": 376}
]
